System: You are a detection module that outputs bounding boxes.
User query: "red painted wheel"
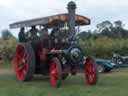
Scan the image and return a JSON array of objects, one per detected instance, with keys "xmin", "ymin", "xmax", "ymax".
[
  {"xmin": 84, "ymin": 56, "xmax": 98, "ymax": 85},
  {"xmin": 14, "ymin": 43, "xmax": 35, "ymax": 81},
  {"xmin": 49, "ymin": 58, "xmax": 62, "ymax": 87}
]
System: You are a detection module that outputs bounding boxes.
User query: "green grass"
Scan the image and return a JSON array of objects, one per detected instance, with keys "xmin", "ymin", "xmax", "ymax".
[{"xmin": 0, "ymin": 66, "xmax": 128, "ymax": 96}]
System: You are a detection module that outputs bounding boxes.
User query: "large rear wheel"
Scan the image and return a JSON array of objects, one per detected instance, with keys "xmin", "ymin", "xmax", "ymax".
[
  {"xmin": 84, "ymin": 56, "xmax": 98, "ymax": 85},
  {"xmin": 49, "ymin": 58, "xmax": 62, "ymax": 87},
  {"xmin": 14, "ymin": 43, "xmax": 35, "ymax": 81}
]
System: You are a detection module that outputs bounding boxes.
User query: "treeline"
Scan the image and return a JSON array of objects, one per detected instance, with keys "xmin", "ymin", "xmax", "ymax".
[
  {"xmin": 79, "ymin": 20, "xmax": 128, "ymax": 40},
  {"xmin": 0, "ymin": 29, "xmax": 16, "ymax": 63},
  {"xmin": 80, "ymin": 37, "xmax": 128, "ymax": 59},
  {"xmin": 79, "ymin": 20, "xmax": 128, "ymax": 58}
]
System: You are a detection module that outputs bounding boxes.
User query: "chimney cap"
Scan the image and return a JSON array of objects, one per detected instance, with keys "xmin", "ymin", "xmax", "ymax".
[{"xmin": 67, "ymin": 1, "xmax": 76, "ymax": 9}]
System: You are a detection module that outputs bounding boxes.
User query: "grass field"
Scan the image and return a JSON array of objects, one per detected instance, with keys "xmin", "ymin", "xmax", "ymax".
[{"xmin": 0, "ymin": 64, "xmax": 128, "ymax": 96}]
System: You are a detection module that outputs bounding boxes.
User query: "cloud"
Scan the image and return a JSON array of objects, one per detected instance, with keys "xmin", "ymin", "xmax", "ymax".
[{"xmin": 0, "ymin": 0, "xmax": 16, "ymax": 8}]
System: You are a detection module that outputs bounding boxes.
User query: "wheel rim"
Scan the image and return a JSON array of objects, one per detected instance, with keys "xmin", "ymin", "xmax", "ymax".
[
  {"xmin": 14, "ymin": 45, "xmax": 28, "ymax": 81},
  {"xmin": 49, "ymin": 61, "xmax": 58, "ymax": 87},
  {"xmin": 85, "ymin": 57, "xmax": 96, "ymax": 85}
]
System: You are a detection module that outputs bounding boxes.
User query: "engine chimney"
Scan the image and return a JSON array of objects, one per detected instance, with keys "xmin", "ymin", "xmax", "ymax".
[{"xmin": 67, "ymin": 1, "xmax": 76, "ymax": 38}]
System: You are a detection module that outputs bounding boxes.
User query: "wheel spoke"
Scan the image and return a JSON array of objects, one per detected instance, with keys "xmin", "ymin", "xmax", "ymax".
[
  {"xmin": 14, "ymin": 45, "xmax": 28, "ymax": 81},
  {"xmin": 18, "ymin": 64, "xmax": 24, "ymax": 71},
  {"xmin": 89, "ymin": 64, "xmax": 95, "ymax": 74},
  {"xmin": 51, "ymin": 64, "xmax": 58, "ymax": 79}
]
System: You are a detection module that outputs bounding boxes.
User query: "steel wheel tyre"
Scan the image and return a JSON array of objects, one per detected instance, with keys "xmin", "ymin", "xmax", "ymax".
[
  {"xmin": 49, "ymin": 58, "xmax": 62, "ymax": 87},
  {"xmin": 84, "ymin": 56, "xmax": 98, "ymax": 85},
  {"xmin": 14, "ymin": 43, "xmax": 35, "ymax": 81}
]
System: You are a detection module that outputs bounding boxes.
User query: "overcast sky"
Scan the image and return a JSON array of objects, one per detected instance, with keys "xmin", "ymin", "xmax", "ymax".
[{"xmin": 0, "ymin": 0, "xmax": 128, "ymax": 37}]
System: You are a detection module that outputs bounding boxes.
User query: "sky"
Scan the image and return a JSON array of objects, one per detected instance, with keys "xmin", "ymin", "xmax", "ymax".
[{"xmin": 0, "ymin": 0, "xmax": 128, "ymax": 37}]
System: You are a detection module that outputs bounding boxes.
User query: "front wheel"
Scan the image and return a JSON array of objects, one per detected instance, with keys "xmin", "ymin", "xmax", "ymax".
[
  {"xmin": 84, "ymin": 56, "xmax": 98, "ymax": 85},
  {"xmin": 49, "ymin": 58, "xmax": 62, "ymax": 87}
]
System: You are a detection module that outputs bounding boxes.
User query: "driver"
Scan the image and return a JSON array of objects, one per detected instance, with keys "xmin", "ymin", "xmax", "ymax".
[
  {"xmin": 18, "ymin": 27, "xmax": 26, "ymax": 42},
  {"xmin": 29, "ymin": 26, "xmax": 39, "ymax": 40}
]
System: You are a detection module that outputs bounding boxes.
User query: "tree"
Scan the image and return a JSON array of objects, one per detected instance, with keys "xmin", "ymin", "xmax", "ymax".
[
  {"xmin": 112, "ymin": 20, "xmax": 127, "ymax": 38},
  {"xmin": 96, "ymin": 20, "xmax": 113, "ymax": 33},
  {"xmin": 114, "ymin": 20, "xmax": 123, "ymax": 28},
  {"xmin": 1, "ymin": 29, "xmax": 13, "ymax": 40},
  {"xmin": 78, "ymin": 31, "xmax": 92, "ymax": 40}
]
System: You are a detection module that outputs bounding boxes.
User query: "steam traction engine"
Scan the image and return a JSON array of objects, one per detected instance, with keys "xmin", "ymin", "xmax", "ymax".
[{"xmin": 10, "ymin": 1, "xmax": 98, "ymax": 87}]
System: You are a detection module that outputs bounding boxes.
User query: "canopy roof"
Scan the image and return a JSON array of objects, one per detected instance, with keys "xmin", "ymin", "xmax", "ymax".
[{"xmin": 10, "ymin": 14, "xmax": 90, "ymax": 29}]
